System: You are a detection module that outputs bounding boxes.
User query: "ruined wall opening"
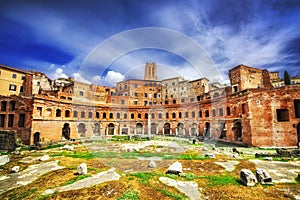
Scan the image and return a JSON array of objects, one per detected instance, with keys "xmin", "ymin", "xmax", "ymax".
[
  {"xmin": 219, "ymin": 122, "xmax": 226, "ymax": 139},
  {"xmin": 136, "ymin": 123, "xmax": 143, "ymax": 134},
  {"xmin": 164, "ymin": 123, "xmax": 171, "ymax": 134},
  {"xmin": 177, "ymin": 123, "xmax": 184, "ymax": 135},
  {"xmin": 78, "ymin": 123, "xmax": 86, "ymax": 137},
  {"xmin": 107, "ymin": 123, "xmax": 114, "ymax": 135},
  {"xmin": 276, "ymin": 109, "xmax": 290, "ymax": 122},
  {"xmin": 294, "ymin": 100, "xmax": 300, "ymax": 118},
  {"xmin": 62, "ymin": 123, "xmax": 71, "ymax": 139},
  {"xmin": 297, "ymin": 122, "xmax": 300, "ymax": 147},
  {"xmin": 190, "ymin": 123, "xmax": 197, "ymax": 136},
  {"xmin": 151, "ymin": 123, "xmax": 157, "ymax": 134},
  {"xmin": 233, "ymin": 121, "xmax": 242, "ymax": 141},
  {"xmin": 56, "ymin": 109, "xmax": 61, "ymax": 117},
  {"xmin": 93, "ymin": 123, "xmax": 101, "ymax": 136},
  {"xmin": 204, "ymin": 122, "xmax": 210, "ymax": 138},
  {"xmin": 33, "ymin": 132, "xmax": 41, "ymax": 144}
]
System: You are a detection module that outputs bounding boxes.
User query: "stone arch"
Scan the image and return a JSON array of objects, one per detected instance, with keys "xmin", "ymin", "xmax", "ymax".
[
  {"xmin": 151, "ymin": 122, "xmax": 157, "ymax": 134},
  {"xmin": 107, "ymin": 123, "xmax": 114, "ymax": 135},
  {"xmin": 33, "ymin": 132, "xmax": 40, "ymax": 144},
  {"xmin": 136, "ymin": 123, "xmax": 143, "ymax": 134},
  {"xmin": 233, "ymin": 120, "xmax": 242, "ymax": 141},
  {"xmin": 163, "ymin": 123, "xmax": 171, "ymax": 134},
  {"xmin": 93, "ymin": 123, "xmax": 101, "ymax": 136},
  {"xmin": 177, "ymin": 123, "xmax": 184, "ymax": 135},
  {"xmin": 78, "ymin": 123, "xmax": 86, "ymax": 137},
  {"xmin": 56, "ymin": 109, "xmax": 61, "ymax": 117},
  {"xmin": 62, "ymin": 123, "xmax": 70, "ymax": 140},
  {"xmin": 45, "ymin": 108, "xmax": 52, "ymax": 117},
  {"xmin": 65, "ymin": 110, "xmax": 71, "ymax": 118},
  {"xmin": 190, "ymin": 123, "xmax": 198, "ymax": 136}
]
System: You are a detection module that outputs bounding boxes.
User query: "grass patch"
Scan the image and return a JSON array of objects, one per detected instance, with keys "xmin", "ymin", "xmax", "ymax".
[
  {"xmin": 130, "ymin": 172, "xmax": 155, "ymax": 185},
  {"xmin": 182, "ymin": 173, "xmax": 197, "ymax": 181},
  {"xmin": 117, "ymin": 190, "xmax": 139, "ymax": 200},
  {"xmin": 204, "ymin": 175, "xmax": 240, "ymax": 187},
  {"xmin": 178, "ymin": 153, "xmax": 208, "ymax": 160},
  {"xmin": 62, "ymin": 174, "xmax": 91, "ymax": 186},
  {"xmin": 155, "ymin": 187, "xmax": 187, "ymax": 200},
  {"xmin": 51, "ymin": 151, "xmax": 95, "ymax": 159},
  {"xmin": 10, "ymin": 188, "xmax": 38, "ymax": 199}
]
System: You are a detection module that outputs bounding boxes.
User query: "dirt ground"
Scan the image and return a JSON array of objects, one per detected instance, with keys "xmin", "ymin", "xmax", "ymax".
[{"xmin": 0, "ymin": 140, "xmax": 299, "ymax": 200}]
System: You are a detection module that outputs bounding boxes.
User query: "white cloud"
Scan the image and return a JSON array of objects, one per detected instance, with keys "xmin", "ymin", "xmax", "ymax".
[
  {"xmin": 102, "ymin": 71, "xmax": 125, "ymax": 86},
  {"xmin": 51, "ymin": 67, "xmax": 68, "ymax": 79},
  {"xmin": 73, "ymin": 72, "xmax": 91, "ymax": 84}
]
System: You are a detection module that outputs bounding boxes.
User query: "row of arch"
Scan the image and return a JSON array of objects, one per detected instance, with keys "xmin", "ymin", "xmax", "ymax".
[{"xmin": 41, "ymin": 107, "xmax": 233, "ymax": 119}]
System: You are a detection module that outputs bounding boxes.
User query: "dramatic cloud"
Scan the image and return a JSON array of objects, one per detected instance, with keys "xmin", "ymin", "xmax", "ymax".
[
  {"xmin": 51, "ymin": 67, "xmax": 68, "ymax": 80},
  {"xmin": 0, "ymin": 0, "xmax": 299, "ymax": 83},
  {"xmin": 102, "ymin": 71, "xmax": 125, "ymax": 86}
]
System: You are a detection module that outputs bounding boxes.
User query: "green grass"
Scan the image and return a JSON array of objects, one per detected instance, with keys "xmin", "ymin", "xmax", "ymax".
[
  {"xmin": 181, "ymin": 173, "xmax": 197, "ymax": 181},
  {"xmin": 203, "ymin": 175, "xmax": 240, "ymax": 187},
  {"xmin": 9, "ymin": 188, "xmax": 38, "ymax": 200},
  {"xmin": 117, "ymin": 190, "xmax": 139, "ymax": 200},
  {"xmin": 130, "ymin": 172, "xmax": 155, "ymax": 185},
  {"xmin": 178, "ymin": 153, "xmax": 208, "ymax": 160},
  {"xmin": 155, "ymin": 187, "xmax": 187, "ymax": 200},
  {"xmin": 62, "ymin": 174, "xmax": 91, "ymax": 186}
]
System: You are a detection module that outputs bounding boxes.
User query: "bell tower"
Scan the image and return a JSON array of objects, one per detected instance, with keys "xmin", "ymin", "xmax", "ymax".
[{"xmin": 144, "ymin": 62, "xmax": 157, "ymax": 81}]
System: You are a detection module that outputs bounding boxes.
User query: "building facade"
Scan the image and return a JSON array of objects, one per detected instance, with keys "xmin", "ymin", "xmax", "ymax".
[{"xmin": 0, "ymin": 63, "xmax": 299, "ymax": 147}]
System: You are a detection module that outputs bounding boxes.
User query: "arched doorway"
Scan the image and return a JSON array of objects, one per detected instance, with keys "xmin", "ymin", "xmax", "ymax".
[
  {"xmin": 177, "ymin": 123, "xmax": 184, "ymax": 135},
  {"xmin": 190, "ymin": 123, "xmax": 197, "ymax": 136},
  {"xmin": 78, "ymin": 123, "xmax": 86, "ymax": 137},
  {"xmin": 107, "ymin": 123, "xmax": 114, "ymax": 135},
  {"xmin": 219, "ymin": 122, "xmax": 226, "ymax": 139},
  {"xmin": 297, "ymin": 123, "xmax": 300, "ymax": 147},
  {"xmin": 136, "ymin": 123, "xmax": 143, "ymax": 134},
  {"xmin": 151, "ymin": 123, "xmax": 157, "ymax": 134},
  {"xmin": 233, "ymin": 121, "xmax": 242, "ymax": 141},
  {"xmin": 33, "ymin": 132, "xmax": 40, "ymax": 144},
  {"xmin": 93, "ymin": 123, "xmax": 101, "ymax": 136},
  {"xmin": 62, "ymin": 123, "xmax": 70, "ymax": 140},
  {"xmin": 204, "ymin": 122, "xmax": 210, "ymax": 138},
  {"xmin": 164, "ymin": 123, "xmax": 171, "ymax": 134}
]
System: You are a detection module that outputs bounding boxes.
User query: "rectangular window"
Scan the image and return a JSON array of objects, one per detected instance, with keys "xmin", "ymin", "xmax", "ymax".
[
  {"xmin": 241, "ymin": 103, "xmax": 247, "ymax": 114},
  {"xmin": 121, "ymin": 100, "xmax": 125, "ymax": 105},
  {"xmin": 134, "ymin": 93, "xmax": 138, "ymax": 97},
  {"xmin": 9, "ymin": 84, "xmax": 17, "ymax": 91},
  {"xmin": 9, "ymin": 101, "xmax": 16, "ymax": 111},
  {"xmin": 21, "ymin": 76, "xmax": 25, "ymax": 80},
  {"xmin": 190, "ymin": 98, "xmax": 194, "ymax": 102},
  {"xmin": 0, "ymin": 114, "xmax": 5, "ymax": 127},
  {"xmin": 134, "ymin": 101, "xmax": 138, "ymax": 105},
  {"xmin": 8, "ymin": 114, "xmax": 14, "ymax": 127},
  {"xmin": 79, "ymin": 91, "xmax": 84, "ymax": 96},
  {"xmin": 134, "ymin": 84, "xmax": 138, "ymax": 88},
  {"xmin": 294, "ymin": 100, "xmax": 300, "ymax": 118},
  {"xmin": 18, "ymin": 114, "xmax": 25, "ymax": 127},
  {"xmin": 144, "ymin": 101, "xmax": 148, "ymax": 106},
  {"xmin": 233, "ymin": 85, "xmax": 238, "ymax": 93},
  {"xmin": 144, "ymin": 93, "xmax": 148, "ymax": 97},
  {"xmin": 276, "ymin": 109, "xmax": 290, "ymax": 122},
  {"xmin": 1, "ymin": 101, "xmax": 7, "ymax": 111},
  {"xmin": 37, "ymin": 107, "xmax": 42, "ymax": 116},
  {"xmin": 12, "ymin": 74, "xmax": 17, "ymax": 78}
]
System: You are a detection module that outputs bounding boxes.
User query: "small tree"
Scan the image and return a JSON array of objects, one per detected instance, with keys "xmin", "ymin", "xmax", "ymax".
[{"xmin": 284, "ymin": 71, "xmax": 291, "ymax": 85}]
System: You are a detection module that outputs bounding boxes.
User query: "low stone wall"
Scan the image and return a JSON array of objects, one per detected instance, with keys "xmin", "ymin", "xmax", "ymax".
[{"xmin": 0, "ymin": 130, "xmax": 16, "ymax": 151}]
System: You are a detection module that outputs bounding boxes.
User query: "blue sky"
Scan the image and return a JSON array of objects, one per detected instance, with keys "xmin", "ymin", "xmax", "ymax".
[{"xmin": 0, "ymin": 0, "xmax": 300, "ymax": 86}]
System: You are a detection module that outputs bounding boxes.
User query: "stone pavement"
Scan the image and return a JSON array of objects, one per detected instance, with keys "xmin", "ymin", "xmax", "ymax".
[
  {"xmin": 0, "ymin": 160, "xmax": 64, "ymax": 194},
  {"xmin": 250, "ymin": 160, "xmax": 300, "ymax": 183}
]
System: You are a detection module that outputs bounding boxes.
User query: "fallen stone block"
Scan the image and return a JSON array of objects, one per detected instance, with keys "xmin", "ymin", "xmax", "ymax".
[
  {"xmin": 0, "ymin": 155, "xmax": 9, "ymax": 166},
  {"xmin": 39, "ymin": 155, "xmax": 50, "ymax": 161},
  {"xmin": 11, "ymin": 166, "xmax": 20, "ymax": 173},
  {"xmin": 205, "ymin": 153, "xmax": 215, "ymax": 158},
  {"xmin": 60, "ymin": 145, "xmax": 74, "ymax": 151},
  {"xmin": 148, "ymin": 160, "xmax": 156, "ymax": 168},
  {"xmin": 240, "ymin": 169, "xmax": 257, "ymax": 186},
  {"xmin": 256, "ymin": 168, "xmax": 273, "ymax": 185},
  {"xmin": 166, "ymin": 161, "xmax": 182, "ymax": 176},
  {"xmin": 77, "ymin": 163, "xmax": 87, "ymax": 175}
]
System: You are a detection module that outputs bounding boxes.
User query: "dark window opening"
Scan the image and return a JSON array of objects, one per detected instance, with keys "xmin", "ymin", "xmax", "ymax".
[
  {"xmin": 242, "ymin": 103, "xmax": 247, "ymax": 114},
  {"xmin": 56, "ymin": 109, "xmax": 61, "ymax": 117},
  {"xmin": 117, "ymin": 113, "xmax": 121, "ymax": 119},
  {"xmin": 226, "ymin": 107, "xmax": 231, "ymax": 116},
  {"xmin": 192, "ymin": 111, "xmax": 195, "ymax": 118},
  {"xmin": 0, "ymin": 114, "xmax": 5, "ymax": 127},
  {"xmin": 103, "ymin": 112, "xmax": 107, "ymax": 118},
  {"xmin": 179, "ymin": 112, "xmax": 182, "ymax": 118},
  {"xmin": 8, "ymin": 114, "xmax": 14, "ymax": 127},
  {"xmin": 294, "ymin": 100, "xmax": 300, "ymax": 118},
  {"xmin": 9, "ymin": 101, "xmax": 16, "ymax": 111},
  {"xmin": 172, "ymin": 112, "xmax": 176, "ymax": 118},
  {"xmin": 205, "ymin": 110, "xmax": 209, "ymax": 117},
  {"xmin": 131, "ymin": 113, "xmax": 134, "ymax": 119},
  {"xmin": 73, "ymin": 111, "xmax": 78, "ymax": 118},
  {"xmin": 18, "ymin": 114, "xmax": 25, "ymax": 127},
  {"xmin": 276, "ymin": 109, "xmax": 290, "ymax": 122},
  {"xmin": 219, "ymin": 108, "xmax": 224, "ymax": 116},
  {"xmin": 96, "ymin": 112, "xmax": 100, "ymax": 118},
  {"xmin": 212, "ymin": 109, "xmax": 216, "ymax": 117},
  {"xmin": 145, "ymin": 113, "xmax": 148, "ymax": 119},
  {"xmin": 185, "ymin": 112, "xmax": 189, "ymax": 118},
  {"xmin": 124, "ymin": 113, "xmax": 128, "ymax": 119},
  {"xmin": 151, "ymin": 113, "xmax": 155, "ymax": 119},
  {"xmin": 198, "ymin": 110, "xmax": 202, "ymax": 118},
  {"xmin": 88, "ymin": 112, "xmax": 93, "ymax": 118},
  {"xmin": 81, "ymin": 111, "xmax": 86, "ymax": 118},
  {"xmin": 158, "ymin": 113, "xmax": 162, "ymax": 119},
  {"xmin": 1, "ymin": 101, "xmax": 7, "ymax": 111},
  {"xmin": 65, "ymin": 110, "xmax": 71, "ymax": 117},
  {"xmin": 109, "ymin": 113, "xmax": 113, "ymax": 119}
]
